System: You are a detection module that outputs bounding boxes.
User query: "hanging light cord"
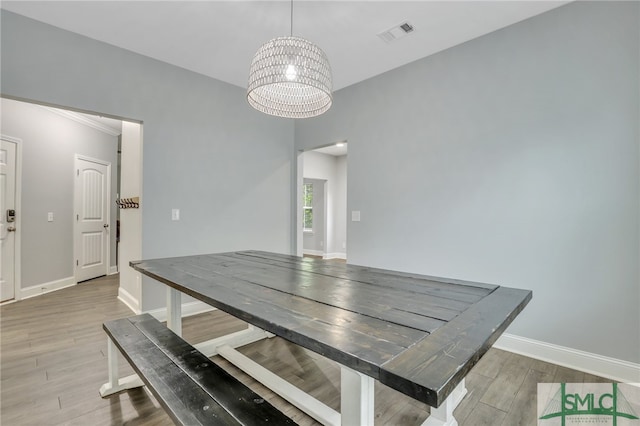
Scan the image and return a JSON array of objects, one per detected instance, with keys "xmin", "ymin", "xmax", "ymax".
[{"xmin": 290, "ymin": 0, "xmax": 294, "ymax": 36}]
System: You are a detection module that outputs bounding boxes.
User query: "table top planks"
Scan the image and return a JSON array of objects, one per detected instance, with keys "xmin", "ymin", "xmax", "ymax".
[{"xmin": 131, "ymin": 250, "xmax": 531, "ymax": 408}]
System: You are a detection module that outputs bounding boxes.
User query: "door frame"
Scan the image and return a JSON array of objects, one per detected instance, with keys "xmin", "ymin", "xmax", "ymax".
[
  {"xmin": 73, "ymin": 154, "xmax": 111, "ymax": 283},
  {"xmin": 1, "ymin": 134, "xmax": 23, "ymax": 302},
  {"xmin": 302, "ymin": 177, "xmax": 328, "ymax": 257},
  {"xmin": 297, "ymin": 147, "xmax": 348, "ymax": 260}
]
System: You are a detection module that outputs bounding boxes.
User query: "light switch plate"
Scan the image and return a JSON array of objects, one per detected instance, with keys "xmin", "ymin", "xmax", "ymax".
[
  {"xmin": 171, "ymin": 209, "xmax": 180, "ymax": 221},
  {"xmin": 352, "ymin": 211, "xmax": 361, "ymax": 222},
  {"xmin": 48, "ymin": 212, "xmax": 54, "ymax": 222}
]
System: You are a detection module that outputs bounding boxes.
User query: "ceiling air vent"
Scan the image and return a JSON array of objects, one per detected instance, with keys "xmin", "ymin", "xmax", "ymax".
[{"xmin": 377, "ymin": 21, "xmax": 415, "ymax": 43}]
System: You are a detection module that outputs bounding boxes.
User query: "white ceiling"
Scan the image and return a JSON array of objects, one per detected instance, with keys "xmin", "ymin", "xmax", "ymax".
[{"xmin": 2, "ymin": 1, "xmax": 569, "ymax": 91}]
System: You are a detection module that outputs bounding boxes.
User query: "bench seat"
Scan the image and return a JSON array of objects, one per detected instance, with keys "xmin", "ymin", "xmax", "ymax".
[{"xmin": 103, "ymin": 313, "xmax": 296, "ymax": 425}]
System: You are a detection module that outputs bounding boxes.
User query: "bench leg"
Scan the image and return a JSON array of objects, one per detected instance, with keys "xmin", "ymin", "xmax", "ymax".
[
  {"xmin": 167, "ymin": 287, "xmax": 182, "ymax": 336},
  {"xmin": 106, "ymin": 337, "xmax": 119, "ymax": 389},
  {"xmin": 421, "ymin": 379, "xmax": 467, "ymax": 426},
  {"xmin": 340, "ymin": 366, "xmax": 375, "ymax": 425},
  {"xmin": 99, "ymin": 337, "xmax": 144, "ymax": 397}
]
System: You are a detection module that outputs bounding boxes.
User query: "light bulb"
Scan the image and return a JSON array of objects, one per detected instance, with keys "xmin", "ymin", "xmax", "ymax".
[{"xmin": 285, "ymin": 64, "xmax": 297, "ymax": 81}]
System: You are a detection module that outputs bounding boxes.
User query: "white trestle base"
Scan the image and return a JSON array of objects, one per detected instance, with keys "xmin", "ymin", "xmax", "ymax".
[
  {"xmin": 99, "ymin": 324, "xmax": 272, "ymax": 396},
  {"xmin": 421, "ymin": 379, "xmax": 467, "ymax": 426},
  {"xmin": 217, "ymin": 344, "xmax": 342, "ymax": 426},
  {"xmin": 100, "ymin": 282, "xmax": 273, "ymax": 398},
  {"xmin": 194, "ymin": 325, "xmax": 273, "ymax": 357}
]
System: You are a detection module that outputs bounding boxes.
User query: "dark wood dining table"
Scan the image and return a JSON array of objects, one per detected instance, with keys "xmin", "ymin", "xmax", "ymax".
[{"xmin": 129, "ymin": 250, "xmax": 531, "ymax": 426}]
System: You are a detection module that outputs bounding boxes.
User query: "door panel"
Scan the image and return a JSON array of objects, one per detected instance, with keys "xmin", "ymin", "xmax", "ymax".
[
  {"xmin": 82, "ymin": 232, "xmax": 104, "ymax": 266},
  {"xmin": 75, "ymin": 157, "xmax": 109, "ymax": 282},
  {"xmin": 1, "ymin": 140, "xmax": 16, "ymax": 302}
]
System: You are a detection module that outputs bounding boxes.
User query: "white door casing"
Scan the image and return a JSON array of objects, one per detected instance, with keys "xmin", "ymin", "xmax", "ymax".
[
  {"xmin": 74, "ymin": 155, "xmax": 110, "ymax": 283},
  {"xmin": 1, "ymin": 138, "xmax": 18, "ymax": 302}
]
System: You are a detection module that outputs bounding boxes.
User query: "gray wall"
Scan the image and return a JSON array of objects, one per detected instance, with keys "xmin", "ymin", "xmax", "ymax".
[
  {"xmin": 1, "ymin": 98, "xmax": 118, "ymax": 288},
  {"xmin": 2, "ymin": 2, "xmax": 638, "ymax": 364},
  {"xmin": 1, "ymin": 11, "xmax": 294, "ymax": 311},
  {"xmin": 296, "ymin": 2, "xmax": 639, "ymax": 364}
]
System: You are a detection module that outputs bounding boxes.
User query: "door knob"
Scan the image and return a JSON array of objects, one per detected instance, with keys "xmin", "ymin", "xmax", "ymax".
[
  {"xmin": 103, "ymin": 224, "xmax": 109, "ymax": 228},
  {"xmin": 7, "ymin": 226, "xmax": 16, "ymax": 232}
]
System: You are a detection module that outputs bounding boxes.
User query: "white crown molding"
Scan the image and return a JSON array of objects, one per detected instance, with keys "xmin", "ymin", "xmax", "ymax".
[{"xmin": 42, "ymin": 106, "xmax": 121, "ymax": 136}]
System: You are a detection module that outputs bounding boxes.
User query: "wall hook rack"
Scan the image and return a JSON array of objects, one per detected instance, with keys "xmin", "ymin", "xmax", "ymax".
[{"xmin": 116, "ymin": 196, "xmax": 139, "ymax": 209}]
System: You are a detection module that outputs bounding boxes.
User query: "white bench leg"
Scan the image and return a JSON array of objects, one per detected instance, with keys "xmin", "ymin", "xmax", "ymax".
[
  {"xmin": 341, "ymin": 365, "xmax": 375, "ymax": 425},
  {"xmin": 99, "ymin": 337, "xmax": 144, "ymax": 397},
  {"xmin": 106, "ymin": 337, "xmax": 118, "ymax": 389},
  {"xmin": 167, "ymin": 287, "xmax": 182, "ymax": 336},
  {"xmin": 421, "ymin": 379, "xmax": 467, "ymax": 426}
]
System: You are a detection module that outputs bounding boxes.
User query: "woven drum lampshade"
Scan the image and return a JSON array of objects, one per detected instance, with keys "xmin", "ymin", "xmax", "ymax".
[{"xmin": 247, "ymin": 36, "xmax": 333, "ymax": 119}]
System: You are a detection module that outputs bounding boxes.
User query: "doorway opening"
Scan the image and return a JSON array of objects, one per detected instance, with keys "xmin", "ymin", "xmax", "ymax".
[
  {"xmin": 297, "ymin": 142, "xmax": 348, "ymax": 261},
  {"xmin": 0, "ymin": 97, "xmax": 142, "ymax": 307}
]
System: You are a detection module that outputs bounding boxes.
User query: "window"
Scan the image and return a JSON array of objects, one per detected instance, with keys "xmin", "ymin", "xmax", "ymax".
[{"xmin": 303, "ymin": 183, "xmax": 313, "ymax": 231}]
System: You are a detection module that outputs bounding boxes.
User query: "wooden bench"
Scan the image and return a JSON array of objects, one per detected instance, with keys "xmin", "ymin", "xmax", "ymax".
[{"xmin": 103, "ymin": 313, "xmax": 296, "ymax": 425}]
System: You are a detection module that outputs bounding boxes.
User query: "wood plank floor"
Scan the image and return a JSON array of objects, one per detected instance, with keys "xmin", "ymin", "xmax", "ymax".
[{"xmin": 0, "ymin": 274, "xmax": 608, "ymax": 425}]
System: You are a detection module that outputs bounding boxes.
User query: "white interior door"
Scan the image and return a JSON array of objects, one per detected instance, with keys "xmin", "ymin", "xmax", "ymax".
[
  {"xmin": 1, "ymin": 139, "xmax": 17, "ymax": 302},
  {"xmin": 75, "ymin": 156, "xmax": 110, "ymax": 283}
]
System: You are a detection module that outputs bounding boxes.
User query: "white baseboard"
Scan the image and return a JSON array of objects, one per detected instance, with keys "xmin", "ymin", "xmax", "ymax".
[
  {"xmin": 494, "ymin": 333, "xmax": 640, "ymax": 384},
  {"xmin": 20, "ymin": 276, "xmax": 76, "ymax": 300},
  {"xmin": 323, "ymin": 252, "xmax": 346, "ymax": 260},
  {"xmin": 117, "ymin": 287, "xmax": 141, "ymax": 314},
  {"xmin": 302, "ymin": 250, "xmax": 347, "ymax": 260},
  {"xmin": 147, "ymin": 300, "xmax": 216, "ymax": 322},
  {"xmin": 108, "ymin": 266, "xmax": 118, "ymax": 275}
]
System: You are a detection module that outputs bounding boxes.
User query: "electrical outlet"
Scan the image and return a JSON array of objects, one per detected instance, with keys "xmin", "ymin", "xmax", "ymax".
[{"xmin": 47, "ymin": 212, "xmax": 54, "ymax": 222}]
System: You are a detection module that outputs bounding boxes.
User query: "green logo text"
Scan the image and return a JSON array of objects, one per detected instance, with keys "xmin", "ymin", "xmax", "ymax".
[{"xmin": 539, "ymin": 383, "xmax": 639, "ymax": 425}]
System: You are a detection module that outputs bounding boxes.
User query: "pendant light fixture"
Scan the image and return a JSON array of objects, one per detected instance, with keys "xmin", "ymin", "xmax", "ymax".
[{"xmin": 247, "ymin": 0, "xmax": 333, "ymax": 119}]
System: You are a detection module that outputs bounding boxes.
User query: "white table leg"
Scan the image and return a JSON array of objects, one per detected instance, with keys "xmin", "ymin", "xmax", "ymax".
[
  {"xmin": 166, "ymin": 287, "xmax": 182, "ymax": 336},
  {"xmin": 341, "ymin": 365, "xmax": 375, "ymax": 425},
  {"xmin": 421, "ymin": 379, "xmax": 468, "ymax": 426}
]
